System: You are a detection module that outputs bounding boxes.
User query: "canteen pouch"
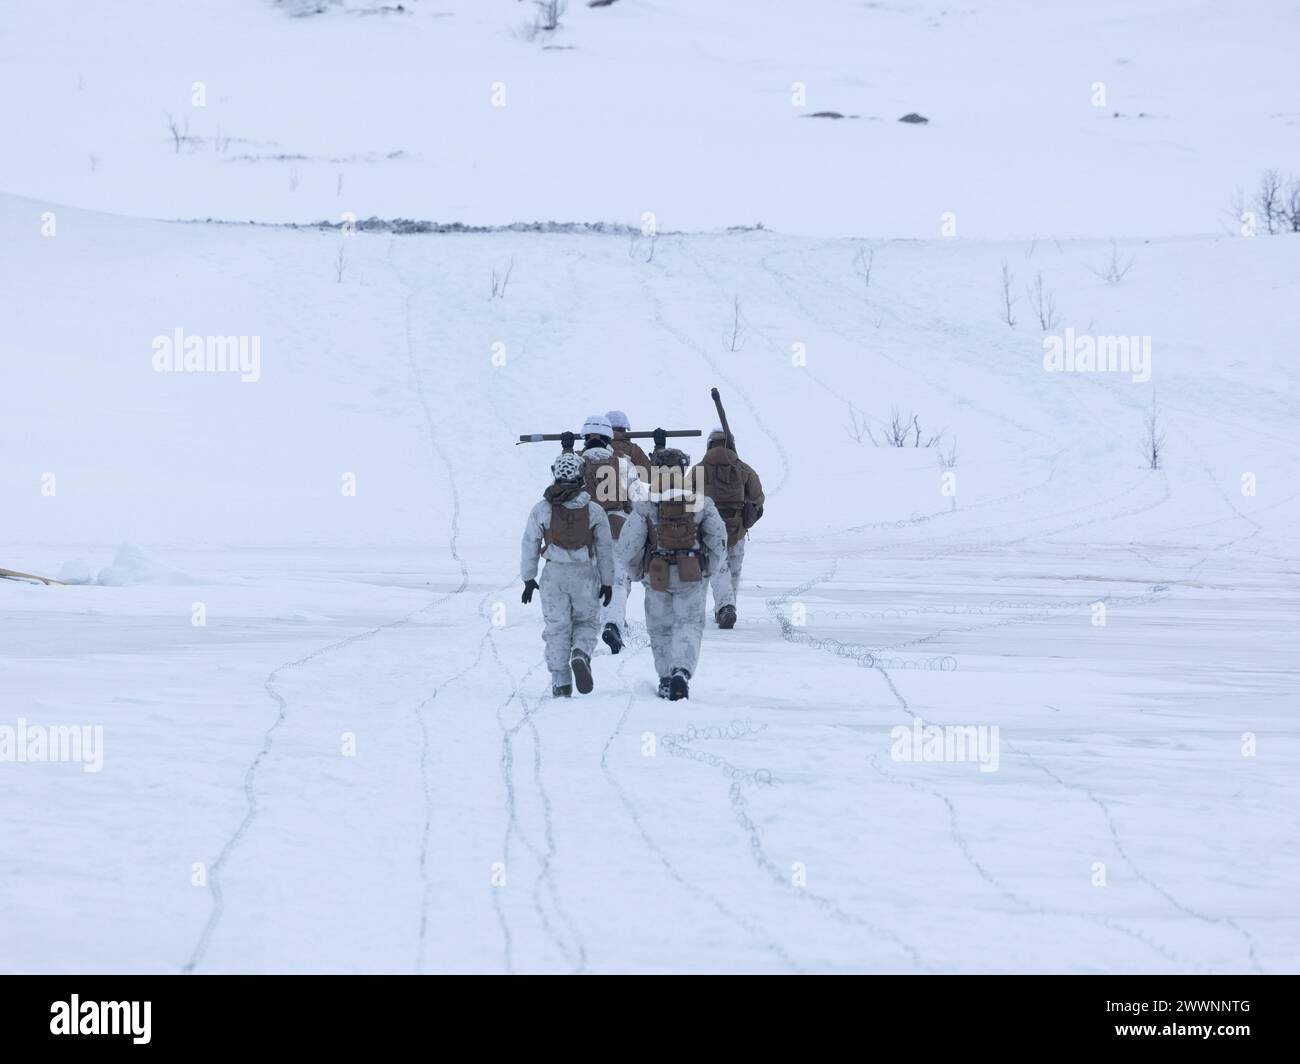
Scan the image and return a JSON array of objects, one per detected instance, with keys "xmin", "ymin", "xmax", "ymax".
[{"xmin": 676, "ymin": 553, "xmax": 702, "ymax": 582}]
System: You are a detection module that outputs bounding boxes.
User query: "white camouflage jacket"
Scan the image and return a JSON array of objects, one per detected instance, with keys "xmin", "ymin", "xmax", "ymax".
[{"xmin": 520, "ymin": 490, "xmax": 615, "ymax": 585}]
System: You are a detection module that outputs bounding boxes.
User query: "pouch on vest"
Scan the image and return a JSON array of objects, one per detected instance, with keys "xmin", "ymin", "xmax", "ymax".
[
  {"xmin": 647, "ymin": 555, "xmax": 671, "ymax": 592},
  {"xmin": 676, "ymin": 553, "xmax": 702, "ymax": 582},
  {"xmin": 655, "ymin": 500, "xmax": 697, "ymax": 550}
]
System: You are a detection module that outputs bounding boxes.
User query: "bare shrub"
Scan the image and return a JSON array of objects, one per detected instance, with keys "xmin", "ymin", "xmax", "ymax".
[
  {"xmin": 1028, "ymin": 271, "xmax": 1059, "ymax": 331},
  {"xmin": 1142, "ymin": 393, "xmax": 1166, "ymax": 470},
  {"xmin": 844, "ymin": 404, "xmax": 877, "ymax": 445},
  {"xmin": 165, "ymin": 112, "xmax": 189, "ymax": 154},
  {"xmin": 724, "ymin": 296, "xmax": 745, "ymax": 352},
  {"xmin": 491, "ymin": 256, "xmax": 515, "ymax": 299},
  {"xmin": 936, "ymin": 437, "xmax": 958, "ymax": 469},
  {"xmin": 1091, "ymin": 239, "xmax": 1135, "ymax": 284},
  {"xmin": 532, "ymin": 0, "xmax": 566, "ymax": 33},
  {"xmin": 853, "ymin": 245, "xmax": 874, "ymax": 292},
  {"xmin": 999, "ymin": 261, "xmax": 1017, "ymax": 328},
  {"xmin": 883, "ymin": 406, "xmax": 944, "ymax": 448},
  {"xmin": 1285, "ymin": 178, "xmax": 1300, "ymax": 233},
  {"xmin": 1254, "ymin": 169, "xmax": 1284, "ymax": 235}
]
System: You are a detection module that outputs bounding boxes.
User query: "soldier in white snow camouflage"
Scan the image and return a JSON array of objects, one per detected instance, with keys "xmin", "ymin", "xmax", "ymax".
[
  {"xmin": 570, "ymin": 412, "xmax": 646, "ymax": 656},
  {"xmin": 617, "ymin": 445, "xmax": 728, "ymax": 701},
  {"xmin": 520, "ymin": 452, "xmax": 615, "ymax": 697}
]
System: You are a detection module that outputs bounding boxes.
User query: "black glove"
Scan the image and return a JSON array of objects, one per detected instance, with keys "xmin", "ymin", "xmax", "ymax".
[
  {"xmin": 560, "ymin": 431, "xmax": 576, "ymax": 452},
  {"xmin": 653, "ymin": 427, "xmax": 667, "ymax": 449},
  {"xmin": 521, "ymin": 579, "xmax": 539, "ymax": 604},
  {"xmin": 599, "ymin": 584, "xmax": 613, "ymax": 607}
]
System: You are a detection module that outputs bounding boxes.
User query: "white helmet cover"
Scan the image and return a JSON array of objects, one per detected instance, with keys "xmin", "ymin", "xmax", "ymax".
[{"xmin": 551, "ymin": 452, "xmax": 585, "ymax": 482}]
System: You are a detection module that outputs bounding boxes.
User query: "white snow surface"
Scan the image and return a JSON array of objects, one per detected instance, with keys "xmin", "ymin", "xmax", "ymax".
[
  {"xmin": 4, "ymin": 0, "xmax": 1300, "ymax": 238},
  {"xmin": 1, "ymin": 1, "xmax": 1298, "ymax": 974}
]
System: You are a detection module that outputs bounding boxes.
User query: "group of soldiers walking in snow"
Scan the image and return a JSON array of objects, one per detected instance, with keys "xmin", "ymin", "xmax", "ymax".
[{"xmin": 520, "ymin": 406, "xmax": 764, "ymax": 701}]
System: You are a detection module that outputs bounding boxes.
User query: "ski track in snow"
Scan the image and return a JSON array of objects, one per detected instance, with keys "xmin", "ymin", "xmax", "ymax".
[{"xmin": 183, "ymin": 238, "xmax": 475, "ymax": 974}]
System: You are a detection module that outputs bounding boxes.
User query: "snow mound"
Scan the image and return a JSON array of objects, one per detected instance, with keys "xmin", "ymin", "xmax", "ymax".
[
  {"xmin": 57, "ymin": 559, "xmax": 94, "ymax": 585},
  {"xmin": 95, "ymin": 544, "xmax": 193, "ymax": 587}
]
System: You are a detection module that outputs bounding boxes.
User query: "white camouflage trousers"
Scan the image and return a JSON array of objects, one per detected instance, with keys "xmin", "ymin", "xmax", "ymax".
[
  {"xmin": 643, "ymin": 567, "xmax": 708, "ymax": 678},
  {"xmin": 708, "ymin": 538, "xmax": 746, "ymax": 612},
  {"xmin": 540, "ymin": 560, "xmax": 600, "ymax": 686},
  {"xmin": 601, "ymin": 572, "xmax": 630, "ymax": 632}
]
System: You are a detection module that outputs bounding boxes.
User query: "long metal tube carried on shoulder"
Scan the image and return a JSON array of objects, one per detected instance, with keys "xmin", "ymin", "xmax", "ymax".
[
  {"xmin": 516, "ymin": 430, "xmax": 702, "ymax": 445},
  {"xmin": 710, "ymin": 387, "xmax": 735, "ymax": 452}
]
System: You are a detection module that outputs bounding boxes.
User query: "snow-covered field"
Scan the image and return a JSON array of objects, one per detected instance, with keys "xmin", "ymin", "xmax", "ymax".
[{"xmin": 2, "ymin": 1, "xmax": 1298, "ymax": 974}]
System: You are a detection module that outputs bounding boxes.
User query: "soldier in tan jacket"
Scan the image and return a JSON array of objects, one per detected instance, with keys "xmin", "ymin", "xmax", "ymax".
[
  {"xmin": 606, "ymin": 410, "xmax": 651, "ymax": 482},
  {"xmin": 691, "ymin": 428, "xmax": 764, "ymax": 629}
]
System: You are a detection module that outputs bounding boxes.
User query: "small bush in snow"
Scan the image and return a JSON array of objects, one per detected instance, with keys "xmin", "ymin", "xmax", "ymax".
[
  {"xmin": 853, "ymin": 245, "xmax": 874, "ymax": 293},
  {"xmin": 1028, "ymin": 271, "xmax": 1059, "ymax": 331},
  {"xmin": 724, "ymin": 296, "xmax": 745, "ymax": 351},
  {"xmin": 522, "ymin": 0, "xmax": 566, "ymax": 38},
  {"xmin": 998, "ymin": 261, "xmax": 1017, "ymax": 327},
  {"xmin": 491, "ymin": 256, "xmax": 515, "ymax": 299},
  {"xmin": 1090, "ymin": 239, "xmax": 1135, "ymax": 285},
  {"xmin": 1142, "ymin": 394, "xmax": 1166, "ymax": 470},
  {"xmin": 846, "ymin": 405, "xmax": 946, "ymax": 449}
]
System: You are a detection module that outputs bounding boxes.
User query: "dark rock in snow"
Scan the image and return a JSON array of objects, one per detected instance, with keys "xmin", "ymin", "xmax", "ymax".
[{"xmin": 898, "ymin": 112, "xmax": 930, "ymax": 124}]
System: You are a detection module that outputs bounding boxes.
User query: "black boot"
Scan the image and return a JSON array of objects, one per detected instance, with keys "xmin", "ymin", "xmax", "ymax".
[
  {"xmin": 657, "ymin": 676, "xmax": 671, "ymax": 699},
  {"xmin": 668, "ymin": 668, "xmax": 690, "ymax": 701},
  {"xmin": 552, "ymin": 684, "xmax": 572, "ymax": 698},
  {"xmin": 601, "ymin": 622, "xmax": 623, "ymax": 655},
  {"xmin": 716, "ymin": 605, "xmax": 737, "ymax": 629},
  {"xmin": 570, "ymin": 648, "xmax": 594, "ymax": 694}
]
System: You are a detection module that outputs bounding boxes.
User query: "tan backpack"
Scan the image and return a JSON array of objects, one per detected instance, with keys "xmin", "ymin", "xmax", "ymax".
[
  {"xmin": 542, "ymin": 503, "xmax": 593, "ymax": 553},
  {"xmin": 644, "ymin": 500, "xmax": 702, "ymax": 589},
  {"xmin": 701, "ymin": 445, "xmax": 746, "ymax": 544}
]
